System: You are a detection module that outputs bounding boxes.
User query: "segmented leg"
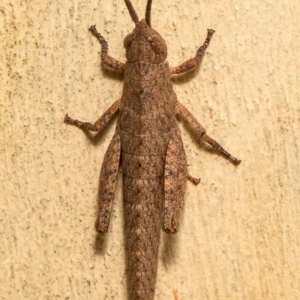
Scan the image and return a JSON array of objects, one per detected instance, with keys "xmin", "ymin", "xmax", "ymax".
[
  {"xmin": 170, "ymin": 29, "xmax": 215, "ymax": 75},
  {"xmin": 188, "ymin": 174, "xmax": 200, "ymax": 185},
  {"xmin": 89, "ymin": 25, "xmax": 125, "ymax": 73},
  {"xmin": 64, "ymin": 100, "xmax": 120, "ymax": 132},
  {"xmin": 163, "ymin": 133, "xmax": 188, "ymax": 234},
  {"xmin": 95, "ymin": 131, "xmax": 121, "ymax": 232},
  {"xmin": 177, "ymin": 101, "xmax": 241, "ymax": 165}
]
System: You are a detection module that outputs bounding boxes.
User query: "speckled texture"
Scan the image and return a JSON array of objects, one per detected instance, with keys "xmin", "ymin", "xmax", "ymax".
[{"xmin": 1, "ymin": 1, "xmax": 300, "ymax": 300}]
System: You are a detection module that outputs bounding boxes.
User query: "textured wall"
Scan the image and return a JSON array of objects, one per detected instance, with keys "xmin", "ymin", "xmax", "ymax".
[{"xmin": 1, "ymin": 0, "xmax": 299, "ymax": 299}]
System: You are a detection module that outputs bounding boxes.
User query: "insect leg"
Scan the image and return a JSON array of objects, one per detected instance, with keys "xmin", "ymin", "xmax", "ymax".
[
  {"xmin": 170, "ymin": 29, "xmax": 215, "ymax": 75},
  {"xmin": 64, "ymin": 100, "xmax": 120, "ymax": 132},
  {"xmin": 95, "ymin": 132, "xmax": 121, "ymax": 233},
  {"xmin": 177, "ymin": 101, "xmax": 241, "ymax": 165},
  {"xmin": 188, "ymin": 174, "xmax": 200, "ymax": 185},
  {"xmin": 163, "ymin": 134, "xmax": 188, "ymax": 234},
  {"xmin": 89, "ymin": 25, "xmax": 125, "ymax": 73}
]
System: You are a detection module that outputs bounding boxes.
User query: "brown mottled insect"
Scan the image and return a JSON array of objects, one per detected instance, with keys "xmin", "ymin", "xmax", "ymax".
[{"xmin": 64, "ymin": 0, "xmax": 241, "ymax": 299}]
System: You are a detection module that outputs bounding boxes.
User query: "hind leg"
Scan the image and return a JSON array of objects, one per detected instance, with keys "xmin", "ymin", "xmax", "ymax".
[
  {"xmin": 163, "ymin": 133, "xmax": 188, "ymax": 234},
  {"xmin": 94, "ymin": 132, "xmax": 121, "ymax": 233}
]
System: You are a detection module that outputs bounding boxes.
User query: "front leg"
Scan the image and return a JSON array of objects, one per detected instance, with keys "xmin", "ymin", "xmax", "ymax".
[
  {"xmin": 89, "ymin": 25, "xmax": 125, "ymax": 73},
  {"xmin": 170, "ymin": 29, "xmax": 215, "ymax": 75},
  {"xmin": 64, "ymin": 99, "xmax": 120, "ymax": 132},
  {"xmin": 177, "ymin": 101, "xmax": 241, "ymax": 165}
]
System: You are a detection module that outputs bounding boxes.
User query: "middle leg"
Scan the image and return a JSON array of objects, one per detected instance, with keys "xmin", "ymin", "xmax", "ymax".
[
  {"xmin": 64, "ymin": 99, "xmax": 120, "ymax": 132},
  {"xmin": 177, "ymin": 101, "xmax": 241, "ymax": 165}
]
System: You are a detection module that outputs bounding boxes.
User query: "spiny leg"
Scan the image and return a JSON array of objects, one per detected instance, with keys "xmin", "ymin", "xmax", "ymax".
[
  {"xmin": 170, "ymin": 29, "xmax": 215, "ymax": 75},
  {"xmin": 64, "ymin": 99, "xmax": 120, "ymax": 132},
  {"xmin": 177, "ymin": 101, "xmax": 241, "ymax": 165},
  {"xmin": 89, "ymin": 25, "xmax": 125, "ymax": 73}
]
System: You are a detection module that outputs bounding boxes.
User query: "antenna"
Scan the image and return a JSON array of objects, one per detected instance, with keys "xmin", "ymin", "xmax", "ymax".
[
  {"xmin": 145, "ymin": 0, "xmax": 153, "ymax": 26},
  {"xmin": 124, "ymin": 0, "xmax": 139, "ymax": 23}
]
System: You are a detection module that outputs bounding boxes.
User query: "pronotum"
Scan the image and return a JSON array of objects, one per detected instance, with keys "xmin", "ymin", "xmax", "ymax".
[{"xmin": 64, "ymin": 0, "xmax": 241, "ymax": 299}]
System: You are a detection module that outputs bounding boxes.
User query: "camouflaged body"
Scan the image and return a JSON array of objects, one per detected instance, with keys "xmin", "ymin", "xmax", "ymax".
[
  {"xmin": 118, "ymin": 60, "xmax": 188, "ymax": 299},
  {"xmin": 64, "ymin": 3, "xmax": 240, "ymax": 299}
]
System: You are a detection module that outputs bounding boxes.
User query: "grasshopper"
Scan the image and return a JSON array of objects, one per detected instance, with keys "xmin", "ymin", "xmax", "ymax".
[{"xmin": 64, "ymin": 0, "xmax": 241, "ymax": 299}]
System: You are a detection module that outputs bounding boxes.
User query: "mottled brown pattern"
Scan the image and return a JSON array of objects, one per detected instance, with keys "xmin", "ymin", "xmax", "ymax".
[
  {"xmin": 64, "ymin": 100, "xmax": 120, "ymax": 132},
  {"xmin": 163, "ymin": 132, "xmax": 188, "ymax": 233},
  {"xmin": 64, "ymin": 1, "xmax": 240, "ymax": 299},
  {"xmin": 177, "ymin": 102, "xmax": 241, "ymax": 165},
  {"xmin": 89, "ymin": 25, "xmax": 125, "ymax": 73},
  {"xmin": 94, "ymin": 132, "xmax": 121, "ymax": 233},
  {"xmin": 170, "ymin": 29, "xmax": 215, "ymax": 75}
]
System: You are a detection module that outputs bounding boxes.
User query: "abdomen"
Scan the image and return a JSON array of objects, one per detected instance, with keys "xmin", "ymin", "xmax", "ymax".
[{"xmin": 120, "ymin": 129, "xmax": 170, "ymax": 299}]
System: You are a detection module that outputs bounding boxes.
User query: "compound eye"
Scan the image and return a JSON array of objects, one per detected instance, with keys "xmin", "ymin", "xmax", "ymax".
[
  {"xmin": 147, "ymin": 34, "xmax": 166, "ymax": 54},
  {"xmin": 124, "ymin": 33, "xmax": 135, "ymax": 48}
]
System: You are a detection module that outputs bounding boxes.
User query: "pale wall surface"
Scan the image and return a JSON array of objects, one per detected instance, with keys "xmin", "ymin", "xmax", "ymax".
[{"xmin": 1, "ymin": 0, "xmax": 299, "ymax": 299}]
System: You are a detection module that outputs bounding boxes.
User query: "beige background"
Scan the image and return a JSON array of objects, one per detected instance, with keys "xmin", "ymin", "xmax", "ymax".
[{"xmin": 1, "ymin": 0, "xmax": 299, "ymax": 299}]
